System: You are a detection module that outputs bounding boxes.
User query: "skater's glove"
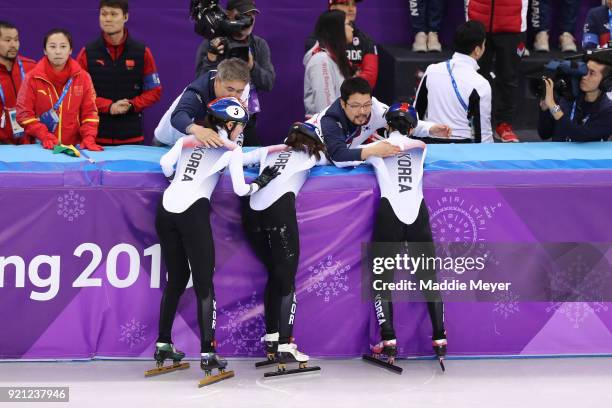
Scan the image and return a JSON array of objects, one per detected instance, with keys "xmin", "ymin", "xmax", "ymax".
[{"xmin": 252, "ymin": 166, "xmax": 279, "ymax": 189}]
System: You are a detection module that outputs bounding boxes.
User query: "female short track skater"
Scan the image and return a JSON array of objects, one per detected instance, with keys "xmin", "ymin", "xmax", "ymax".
[
  {"xmin": 364, "ymin": 103, "xmax": 447, "ymax": 372},
  {"xmin": 147, "ymin": 97, "xmax": 278, "ymax": 386},
  {"xmin": 228, "ymin": 122, "xmax": 328, "ymax": 376}
]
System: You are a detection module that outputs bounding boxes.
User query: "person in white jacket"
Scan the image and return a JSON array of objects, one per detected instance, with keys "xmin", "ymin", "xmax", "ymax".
[
  {"xmin": 304, "ymin": 9, "xmax": 355, "ymax": 118},
  {"xmin": 150, "ymin": 97, "xmax": 277, "ymax": 386},
  {"xmin": 228, "ymin": 122, "xmax": 327, "ymax": 373}
]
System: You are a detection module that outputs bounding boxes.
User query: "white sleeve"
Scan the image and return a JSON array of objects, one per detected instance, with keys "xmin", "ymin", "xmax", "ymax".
[
  {"xmin": 160, "ymin": 137, "xmax": 184, "ymax": 178},
  {"xmin": 228, "ymin": 149, "xmax": 258, "ymax": 196},
  {"xmin": 371, "ymin": 97, "xmax": 390, "ymax": 130},
  {"xmin": 413, "ymin": 119, "xmax": 433, "ymax": 138},
  {"xmin": 480, "ymin": 82, "xmax": 494, "ymax": 143},
  {"xmin": 241, "ymin": 147, "xmax": 264, "ymax": 166},
  {"xmin": 333, "ymin": 159, "xmax": 365, "ymax": 168},
  {"xmin": 316, "ymin": 154, "xmax": 330, "ymax": 166},
  {"xmin": 154, "ymin": 90, "xmax": 186, "ymax": 145},
  {"xmin": 241, "ymin": 84, "xmax": 251, "ymax": 109},
  {"xmin": 307, "ymin": 54, "xmax": 337, "ymax": 114}
]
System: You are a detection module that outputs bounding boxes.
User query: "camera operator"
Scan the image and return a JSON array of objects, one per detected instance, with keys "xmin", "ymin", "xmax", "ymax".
[
  {"xmin": 194, "ymin": 0, "xmax": 275, "ymax": 146},
  {"xmin": 539, "ymin": 53, "xmax": 612, "ymax": 142}
]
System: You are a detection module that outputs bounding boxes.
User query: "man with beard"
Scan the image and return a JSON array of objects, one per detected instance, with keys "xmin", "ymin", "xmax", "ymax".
[
  {"xmin": 0, "ymin": 21, "xmax": 35, "ymax": 144},
  {"xmin": 308, "ymin": 77, "xmax": 450, "ymax": 166}
]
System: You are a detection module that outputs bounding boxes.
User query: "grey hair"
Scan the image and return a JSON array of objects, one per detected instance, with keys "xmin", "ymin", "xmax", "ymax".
[{"xmin": 217, "ymin": 58, "xmax": 250, "ymax": 84}]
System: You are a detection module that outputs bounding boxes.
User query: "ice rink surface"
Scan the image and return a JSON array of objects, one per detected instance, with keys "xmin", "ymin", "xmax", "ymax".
[{"xmin": 1, "ymin": 357, "xmax": 611, "ymax": 408}]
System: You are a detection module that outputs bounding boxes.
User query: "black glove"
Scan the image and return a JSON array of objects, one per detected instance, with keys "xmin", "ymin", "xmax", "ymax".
[{"xmin": 252, "ymin": 166, "xmax": 279, "ymax": 189}]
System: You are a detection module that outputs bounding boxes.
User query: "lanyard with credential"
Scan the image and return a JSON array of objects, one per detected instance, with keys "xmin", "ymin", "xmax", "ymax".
[
  {"xmin": 0, "ymin": 58, "xmax": 26, "ymax": 107},
  {"xmin": 53, "ymin": 77, "xmax": 74, "ymax": 112},
  {"xmin": 609, "ymin": 9, "xmax": 612, "ymax": 41},
  {"xmin": 570, "ymin": 101, "xmax": 591, "ymax": 124},
  {"xmin": 445, "ymin": 60, "xmax": 469, "ymax": 112}
]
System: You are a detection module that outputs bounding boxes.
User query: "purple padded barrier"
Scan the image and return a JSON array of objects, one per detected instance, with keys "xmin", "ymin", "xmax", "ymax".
[{"xmin": 1, "ymin": 169, "xmax": 612, "ymax": 359}]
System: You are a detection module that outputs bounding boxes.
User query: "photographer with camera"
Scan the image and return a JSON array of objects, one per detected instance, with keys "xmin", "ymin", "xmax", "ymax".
[
  {"xmin": 538, "ymin": 52, "xmax": 612, "ymax": 142},
  {"xmin": 194, "ymin": 0, "xmax": 275, "ymax": 146}
]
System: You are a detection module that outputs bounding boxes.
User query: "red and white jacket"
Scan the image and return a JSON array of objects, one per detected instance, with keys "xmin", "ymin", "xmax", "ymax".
[
  {"xmin": 466, "ymin": 0, "xmax": 528, "ymax": 33},
  {"xmin": 16, "ymin": 58, "xmax": 99, "ymax": 146},
  {"xmin": 0, "ymin": 55, "xmax": 36, "ymax": 144}
]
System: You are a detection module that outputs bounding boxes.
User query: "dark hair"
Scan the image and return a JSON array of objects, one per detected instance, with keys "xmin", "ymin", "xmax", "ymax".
[
  {"xmin": 43, "ymin": 28, "xmax": 73, "ymax": 49},
  {"xmin": 99, "ymin": 0, "xmax": 128, "ymax": 14},
  {"xmin": 340, "ymin": 76, "xmax": 371, "ymax": 102},
  {"xmin": 285, "ymin": 131, "xmax": 327, "ymax": 161},
  {"xmin": 0, "ymin": 21, "xmax": 17, "ymax": 33},
  {"xmin": 585, "ymin": 53, "xmax": 612, "ymax": 75},
  {"xmin": 202, "ymin": 112, "xmax": 226, "ymax": 131},
  {"xmin": 314, "ymin": 10, "xmax": 354, "ymax": 79},
  {"xmin": 453, "ymin": 20, "xmax": 486, "ymax": 55}
]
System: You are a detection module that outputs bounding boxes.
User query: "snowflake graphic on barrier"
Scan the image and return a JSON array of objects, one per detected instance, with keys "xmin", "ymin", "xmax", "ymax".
[
  {"xmin": 218, "ymin": 292, "xmax": 266, "ymax": 356},
  {"xmin": 118, "ymin": 318, "xmax": 147, "ymax": 349},
  {"xmin": 544, "ymin": 250, "xmax": 610, "ymax": 328},
  {"xmin": 305, "ymin": 255, "xmax": 350, "ymax": 303},
  {"xmin": 428, "ymin": 189, "xmax": 502, "ymax": 260},
  {"xmin": 545, "ymin": 302, "xmax": 609, "ymax": 329},
  {"xmin": 492, "ymin": 290, "xmax": 521, "ymax": 319},
  {"xmin": 56, "ymin": 190, "xmax": 86, "ymax": 222},
  {"xmin": 549, "ymin": 254, "xmax": 606, "ymax": 301}
]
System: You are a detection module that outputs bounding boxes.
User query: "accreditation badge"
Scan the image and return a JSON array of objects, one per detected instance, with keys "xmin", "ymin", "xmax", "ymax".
[{"xmin": 8, "ymin": 109, "xmax": 25, "ymax": 138}]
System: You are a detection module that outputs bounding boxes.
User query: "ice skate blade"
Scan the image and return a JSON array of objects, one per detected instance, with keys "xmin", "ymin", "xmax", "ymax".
[
  {"xmin": 255, "ymin": 358, "xmax": 277, "ymax": 368},
  {"xmin": 263, "ymin": 366, "xmax": 321, "ymax": 378},
  {"xmin": 144, "ymin": 362, "xmax": 190, "ymax": 377},
  {"xmin": 439, "ymin": 358, "xmax": 446, "ymax": 372},
  {"xmin": 198, "ymin": 369, "xmax": 235, "ymax": 388},
  {"xmin": 362, "ymin": 354, "xmax": 403, "ymax": 374}
]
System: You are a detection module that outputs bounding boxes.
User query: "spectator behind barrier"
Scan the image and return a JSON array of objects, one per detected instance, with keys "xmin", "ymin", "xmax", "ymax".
[
  {"xmin": 195, "ymin": 0, "xmax": 275, "ymax": 147},
  {"xmin": 467, "ymin": 0, "xmax": 527, "ymax": 143},
  {"xmin": 77, "ymin": 0, "xmax": 162, "ymax": 146},
  {"xmin": 0, "ymin": 21, "xmax": 36, "ymax": 145},
  {"xmin": 170, "ymin": 58, "xmax": 250, "ymax": 148},
  {"xmin": 538, "ymin": 52, "xmax": 612, "ymax": 141},
  {"xmin": 531, "ymin": 0, "xmax": 580, "ymax": 53},
  {"xmin": 414, "ymin": 20, "xmax": 493, "ymax": 143},
  {"xmin": 304, "ymin": 10, "xmax": 355, "ymax": 118},
  {"xmin": 16, "ymin": 29, "xmax": 103, "ymax": 151},
  {"xmin": 305, "ymin": 0, "xmax": 379, "ymax": 88},
  {"xmin": 410, "ymin": 0, "xmax": 445, "ymax": 52},
  {"xmin": 583, "ymin": 0, "xmax": 612, "ymax": 50}
]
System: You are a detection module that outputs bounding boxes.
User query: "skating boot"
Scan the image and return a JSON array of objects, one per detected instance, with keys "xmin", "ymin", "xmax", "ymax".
[
  {"xmin": 433, "ymin": 337, "xmax": 447, "ymax": 372},
  {"xmin": 255, "ymin": 332, "xmax": 279, "ymax": 368},
  {"xmin": 264, "ymin": 343, "xmax": 321, "ymax": 378},
  {"xmin": 362, "ymin": 339, "xmax": 403, "ymax": 374},
  {"xmin": 144, "ymin": 342, "xmax": 190, "ymax": 377},
  {"xmin": 198, "ymin": 352, "xmax": 234, "ymax": 387}
]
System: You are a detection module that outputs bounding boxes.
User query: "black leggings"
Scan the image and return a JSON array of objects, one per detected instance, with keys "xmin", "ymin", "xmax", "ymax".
[
  {"xmin": 242, "ymin": 193, "xmax": 299, "ymax": 344},
  {"xmin": 372, "ymin": 198, "xmax": 446, "ymax": 341},
  {"xmin": 155, "ymin": 198, "xmax": 217, "ymax": 353}
]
